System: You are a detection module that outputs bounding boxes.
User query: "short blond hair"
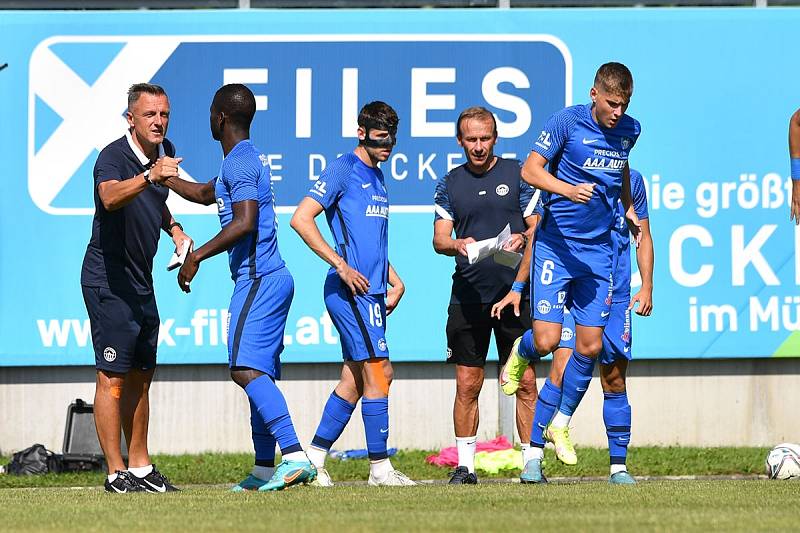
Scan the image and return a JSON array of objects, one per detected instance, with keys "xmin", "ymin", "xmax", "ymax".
[{"xmin": 456, "ymin": 106, "xmax": 497, "ymax": 138}]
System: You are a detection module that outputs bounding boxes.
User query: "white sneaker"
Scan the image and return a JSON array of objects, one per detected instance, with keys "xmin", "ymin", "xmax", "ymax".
[
  {"xmin": 311, "ymin": 467, "xmax": 334, "ymax": 487},
  {"xmin": 368, "ymin": 469, "xmax": 416, "ymax": 486}
]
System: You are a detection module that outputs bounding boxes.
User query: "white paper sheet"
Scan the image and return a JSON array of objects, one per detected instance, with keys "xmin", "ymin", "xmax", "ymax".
[
  {"xmin": 465, "ymin": 224, "xmax": 521, "ymax": 268},
  {"xmin": 166, "ymin": 239, "xmax": 192, "ymax": 271}
]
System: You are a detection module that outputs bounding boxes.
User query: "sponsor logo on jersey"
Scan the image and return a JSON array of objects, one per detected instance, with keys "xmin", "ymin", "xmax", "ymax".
[
  {"xmin": 535, "ymin": 131, "xmax": 552, "ymax": 151},
  {"xmin": 581, "ymin": 157, "xmax": 626, "ymax": 173},
  {"xmin": 537, "ymin": 299, "xmax": 551, "ymax": 314},
  {"xmin": 495, "ymin": 184, "xmax": 509, "ymax": 196},
  {"xmin": 103, "ymin": 347, "xmax": 117, "ymax": 362},
  {"xmin": 582, "ymin": 138, "xmax": 599, "ymax": 145},
  {"xmin": 365, "ymin": 204, "xmax": 389, "ymax": 218},
  {"xmin": 310, "ymin": 180, "xmax": 327, "ymax": 197}
]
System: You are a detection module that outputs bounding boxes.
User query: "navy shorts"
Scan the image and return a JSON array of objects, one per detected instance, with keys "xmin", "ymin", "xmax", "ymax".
[
  {"xmin": 228, "ymin": 268, "xmax": 294, "ymax": 380},
  {"xmin": 81, "ymin": 285, "xmax": 159, "ymax": 373},
  {"xmin": 446, "ymin": 301, "xmax": 532, "ymax": 368},
  {"xmin": 324, "ymin": 275, "xmax": 389, "ymax": 361}
]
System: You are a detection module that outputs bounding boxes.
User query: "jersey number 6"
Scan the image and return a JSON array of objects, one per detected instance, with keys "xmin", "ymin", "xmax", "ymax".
[{"xmin": 540, "ymin": 260, "xmax": 555, "ymax": 285}]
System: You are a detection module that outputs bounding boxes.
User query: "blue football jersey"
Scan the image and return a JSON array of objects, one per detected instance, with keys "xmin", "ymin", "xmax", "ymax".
[
  {"xmin": 307, "ymin": 152, "xmax": 389, "ymax": 295},
  {"xmin": 532, "ymin": 104, "xmax": 641, "ymax": 241},
  {"xmin": 215, "ymin": 140, "xmax": 285, "ymax": 281},
  {"xmin": 611, "ymin": 168, "xmax": 649, "ymax": 302}
]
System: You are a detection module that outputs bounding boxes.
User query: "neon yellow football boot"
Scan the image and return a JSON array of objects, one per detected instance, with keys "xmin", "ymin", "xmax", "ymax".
[
  {"xmin": 500, "ymin": 336, "xmax": 529, "ymax": 396},
  {"xmin": 544, "ymin": 425, "xmax": 578, "ymax": 465}
]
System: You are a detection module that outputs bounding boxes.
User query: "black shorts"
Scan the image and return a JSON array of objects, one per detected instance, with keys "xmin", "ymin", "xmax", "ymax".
[
  {"xmin": 445, "ymin": 301, "xmax": 531, "ymax": 368},
  {"xmin": 81, "ymin": 286, "xmax": 159, "ymax": 373}
]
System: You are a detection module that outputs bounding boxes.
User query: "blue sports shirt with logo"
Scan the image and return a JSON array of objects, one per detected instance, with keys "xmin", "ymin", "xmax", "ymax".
[
  {"xmin": 532, "ymin": 103, "xmax": 641, "ymax": 241},
  {"xmin": 307, "ymin": 151, "xmax": 389, "ymax": 295},
  {"xmin": 611, "ymin": 168, "xmax": 649, "ymax": 302},
  {"xmin": 215, "ymin": 140, "xmax": 285, "ymax": 281}
]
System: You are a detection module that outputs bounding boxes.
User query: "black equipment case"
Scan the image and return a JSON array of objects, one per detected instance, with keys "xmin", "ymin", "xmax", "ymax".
[{"xmin": 61, "ymin": 398, "xmax": 127, "ymax": 472}]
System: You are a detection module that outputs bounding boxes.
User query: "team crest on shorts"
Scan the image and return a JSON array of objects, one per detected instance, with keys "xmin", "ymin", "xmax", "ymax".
[
  {"xmin": 537, "ymin": 299, "xmax": 551, "ymax": 314},
  {"xmin": 103, "ymin": 347, "xmax": 117, "ymax": 362},
  {"xmin": 378, "ymin": 338, "xmax": 387, "ymax": 352},
  {"xmin": 446, "ymin": 347, "xmax": 453, "ymax": 359},
  {"xmin": 561, "ymin": 328, "xmax": 574, "ymax": 342},
  {"xmin": 495, "ymin": 184, "xmax": 509, "ymax": 196}
]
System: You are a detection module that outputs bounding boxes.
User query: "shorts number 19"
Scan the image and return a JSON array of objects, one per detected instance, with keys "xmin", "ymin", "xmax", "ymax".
[{"xmin": 368, "ymin": 303, "xmax": 383, "ymax": 327}]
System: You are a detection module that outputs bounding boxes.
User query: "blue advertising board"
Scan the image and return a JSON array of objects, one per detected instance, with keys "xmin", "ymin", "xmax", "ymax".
[{"xmin": 1, "ymin": 8, "xmax": 799, "ymax": 365}]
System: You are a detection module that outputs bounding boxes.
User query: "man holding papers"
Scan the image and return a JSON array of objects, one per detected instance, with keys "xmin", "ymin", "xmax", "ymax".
[{"xmin": 432, "ymin": 106, "xmax": 541, "ymax": 485}]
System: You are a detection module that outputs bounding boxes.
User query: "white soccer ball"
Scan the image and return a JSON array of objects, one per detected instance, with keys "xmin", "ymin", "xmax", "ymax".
[{"xmin": 765, "ymin": 443, "xmax": 800, "ymax": 480}]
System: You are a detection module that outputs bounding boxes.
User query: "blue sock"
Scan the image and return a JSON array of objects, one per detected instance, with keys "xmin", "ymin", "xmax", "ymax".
[
  {"xmin": 249, "ymin": 399, "xmax": 276, "ymax": 467},
  {"xmin": 557, "ymin": 351, "xmax": 596, "ymax": 417},
  {"xmin": 603, "ymin": 391, "xmax": 631, "ymax": 465},
  {"xmin": 530, "ymin": 379, "xmax": 562, "ymax": 447},
  {"xmin": 361, "ymin": 397, "xmax": 390, "ymax": 460},
  {"xmin": 311, "ymin": 391, "xmax": 357, "ymax": 451},
  {"xmin": 245, "ymin": 374, "xmax": 303, "ymax": 456},
  {"xmin": 518, "ymin": 330, "xmax": 539, "ymax": 361}
]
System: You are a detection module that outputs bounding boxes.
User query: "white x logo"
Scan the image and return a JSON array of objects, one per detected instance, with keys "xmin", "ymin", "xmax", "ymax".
[{"xmin": 28, "ymin": 36, "xmax": 213, "ymax": 216}]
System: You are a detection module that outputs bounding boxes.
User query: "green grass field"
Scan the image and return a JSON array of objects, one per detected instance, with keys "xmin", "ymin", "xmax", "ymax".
[
  {"xmin": 2, "ymin": 481, "xmax": 798, "ymax": 532},
  {"xmin": 2, "ymin": 447, "xmax": 797, "ymax": 532}
]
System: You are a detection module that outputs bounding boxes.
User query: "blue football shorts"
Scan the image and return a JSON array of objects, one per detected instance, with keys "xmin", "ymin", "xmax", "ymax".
[
  {"xmin": 543, "ymin": 296, "xmax": 630, "ymax": 364},
  {"xmin": 324, "ymin": 274, "xmax": 389, "ymax": 361},
  {"xmin": 227, "ymin": 267, "xmax": 294, "ymax": 379},
  {"xmin": 600, "ymin": 301, "xmax": 632, "ymax": 364},
  {"xmin": 532, "ymin": 232, "xmax": 614, "ymax": 328}
]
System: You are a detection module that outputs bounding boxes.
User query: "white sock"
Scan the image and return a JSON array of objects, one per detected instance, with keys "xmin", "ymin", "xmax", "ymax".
[
  {"xmin": 610, "ymin": 464, "xmax": 627, "ymax": 475},
  {"xmin": 370, "ymin": 458, "xmax": 394, "ymax": 480},
  {"xmin": 525, "ymin": 446, "xmax": 544, "ymax": 462},
  {"xmin": 550, "ymin": 411, "xmax": 571, "ymax": 429},
  {"xmin": 456, "ymin": 436, "xmax": 478, "ymax": 474},
  {"xmin": 128, "ymin": 465, "xmax": 153, "ymax": 478},
  {"xmin": 282, "ymin": 451, "xmax": 308, "ymax": 463},
  {"xmin": 521, "ymin": 444, "xmax": 543, "ymax": 463},
  {"xmin": 107, "ymin": 473, "xmax": 118, "ymax": 483},
  {"xmin": 306, "ymin": 446, "xmax": 328, "ymax": 469}
]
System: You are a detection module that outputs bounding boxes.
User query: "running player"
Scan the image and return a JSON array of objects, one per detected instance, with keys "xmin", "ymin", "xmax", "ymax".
[
  {"xmin": 290, "ymin": 101, "xmax": 415, "ymax": 487},
  {"xmin": 163, "ymin": 84, "xmax": 316, "ymax": 491},
  {"xmin": 497, "ymin": 168, "xmax": 653, "ymax": 484},
  {"xmin": 516, "ymin": 62, "xmax": 642, "ymax": 482}
]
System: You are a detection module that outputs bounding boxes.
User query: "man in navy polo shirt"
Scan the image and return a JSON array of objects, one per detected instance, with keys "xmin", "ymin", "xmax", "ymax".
[
  {"xmin": 80, "ymin": 83, "xmax": 189, "ymax": 494},
  {"xmin": 433, "ymin": 106, "xmax": 541, "ymax": 484}
]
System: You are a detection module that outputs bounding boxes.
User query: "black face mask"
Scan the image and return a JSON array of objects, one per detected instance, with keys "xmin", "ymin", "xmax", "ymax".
[{"xmin": 360, "ymin": 118, "xmax": 397, "ymax": 149}]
